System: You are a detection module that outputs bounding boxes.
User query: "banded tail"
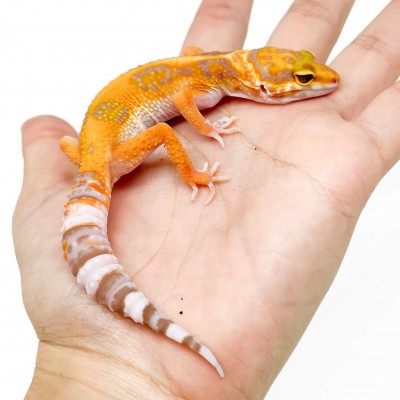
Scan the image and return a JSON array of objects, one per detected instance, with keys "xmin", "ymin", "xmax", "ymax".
[{"xmin": 62, "ymin": 172, "xmax": 223, "ymax": 377}]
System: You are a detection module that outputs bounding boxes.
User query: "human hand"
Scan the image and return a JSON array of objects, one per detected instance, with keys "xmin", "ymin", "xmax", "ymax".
[{"xmin": 13, "ymin": 1, "xmax": 400, "ymax": 399}]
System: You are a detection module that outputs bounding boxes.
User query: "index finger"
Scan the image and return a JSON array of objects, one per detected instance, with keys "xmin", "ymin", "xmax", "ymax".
[{"xmin": 182, "ymin": 0, "xmax": 254, "ymax": 53}]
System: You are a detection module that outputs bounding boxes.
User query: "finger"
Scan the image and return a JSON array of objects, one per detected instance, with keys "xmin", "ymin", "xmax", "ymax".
[
  {"xmin": 356, "ymin": 82, "xmax": 400, "ymax": 172},
  {"xmin": 182, "ymin": 0, "xmax": 254, "ymax": 53},
  {"xmin": 267, "ymin": 0, "xmax": 355, "ymax": 61},
  {"xmin": 330, "ymin": 1, "xmax": 400, "ymax": 119},
  {"xmin": 21, "ymin": 115, "xmax": 78, "ymax": 192}
]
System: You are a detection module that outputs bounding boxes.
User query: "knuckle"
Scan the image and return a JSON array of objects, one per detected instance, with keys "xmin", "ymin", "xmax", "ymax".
[
  {"xmin": 352, "ymin": 33, "xmax": 400, "ymax": 71},
  {"xmin": 288, "ymin": 0, "xmax": 334, "ymax": 23}
]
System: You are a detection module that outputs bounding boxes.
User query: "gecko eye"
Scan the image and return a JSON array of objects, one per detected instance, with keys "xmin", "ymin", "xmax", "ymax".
[
  {"xmin": 260, "ymin": 84, "xmax": 268, "ymax": 93},
  {"xmin": 294, "ymin": 69, "xmax": 315, "ymax": 86}
]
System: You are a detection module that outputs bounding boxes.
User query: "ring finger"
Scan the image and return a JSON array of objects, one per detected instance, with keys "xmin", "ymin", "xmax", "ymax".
[{"xmin": 330, "ymin": 0, "xmax": 400, "ymax": 119}]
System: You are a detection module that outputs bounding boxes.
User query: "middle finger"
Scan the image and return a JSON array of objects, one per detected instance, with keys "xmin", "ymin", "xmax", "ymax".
[{"xmin": 267, "ymin": 0, "xmax": 355, "ymax": 61}]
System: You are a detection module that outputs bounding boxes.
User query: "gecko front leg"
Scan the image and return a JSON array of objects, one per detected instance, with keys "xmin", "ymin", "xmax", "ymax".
[
  {"xmin": 111, "ymin": 122, "xmax": 228, "ymax": 203},
  {"xmin": 173, "ymin": 89, "xmax": 240, "ymax": 148}
]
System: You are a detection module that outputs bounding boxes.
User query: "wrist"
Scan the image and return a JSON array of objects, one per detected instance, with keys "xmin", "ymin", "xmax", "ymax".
[{"xmin": 26, "ymin": 341, "xmax": 177, "ymax": 400}]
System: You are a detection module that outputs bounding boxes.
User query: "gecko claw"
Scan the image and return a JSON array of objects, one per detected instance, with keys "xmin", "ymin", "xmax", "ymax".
[
  {"xmin": 191, "ymin": 185, "xmax": 199, "ymax": 202},
  {"xmin": 191, "ymin": 162, "xmax": 229, "ymax": 204},
  {"xmin": 206, "ymin": 116, "xmax": 240, "ymax": 148},
  {"xmin": 209, "ymin": 161, "xmax": 219, "ymax": 176},
  {"xmin": 209, "ymin": 132, "xmax": 225, "ymax": 148},
  {"xmin": 210, "ymin": 162, "xmax": 229, "ymax": 183},
  {"xmin": 197, "ymin": 162, "xmax": 209, "ymax": 173},
  {"xmin": 205, "ymin": 182, "xmax": 216, "ymax": 205}
]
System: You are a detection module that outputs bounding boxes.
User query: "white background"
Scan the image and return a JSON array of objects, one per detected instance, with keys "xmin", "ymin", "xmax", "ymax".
[{"xmin": 1, "ymin": 0, "xmax": 399, "ymax": 399}]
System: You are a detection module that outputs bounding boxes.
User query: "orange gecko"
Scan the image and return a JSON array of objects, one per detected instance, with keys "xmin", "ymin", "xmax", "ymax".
[{"xmin": 60, "ymin": 46, "xmax": 339, "ymax": 377}]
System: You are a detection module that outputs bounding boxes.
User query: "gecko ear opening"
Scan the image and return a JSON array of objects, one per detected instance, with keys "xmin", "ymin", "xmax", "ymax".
[{"xmin": 294, "ymin": 69, "xmax": 315, "ymax": 85}]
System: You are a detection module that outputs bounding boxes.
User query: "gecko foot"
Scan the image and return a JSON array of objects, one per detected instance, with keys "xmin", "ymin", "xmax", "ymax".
[
  {"xmin": 191, "ymin": 162, "xmax": 229, "ymax": 204},
  {"xmin": 206, "ymin": 116, "xmax": 240, "ymax": 148}
]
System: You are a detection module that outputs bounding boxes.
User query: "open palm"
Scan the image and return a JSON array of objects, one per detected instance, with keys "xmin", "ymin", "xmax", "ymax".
[{"xmin": 13, "ymin": 1, "xmax": 400, "ymax": 399}]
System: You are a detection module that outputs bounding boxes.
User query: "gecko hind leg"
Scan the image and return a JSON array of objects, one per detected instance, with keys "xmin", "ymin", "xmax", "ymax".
[
  {"xmin": 60, "ymin": 136, "xmax": 80, "ymax": 165},
  {"xmin": 182, "ymin": 45, "xmax": 204, "ymax": 56}
]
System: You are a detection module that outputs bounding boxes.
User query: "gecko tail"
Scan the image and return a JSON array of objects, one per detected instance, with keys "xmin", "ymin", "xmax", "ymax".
[
  {"xmin": 62, "ymin": 172, "xmax": 223, "ymax": 378},
  {"xmin": 120, "ymin": 286, "xmax": 224, "ymax": 378}
]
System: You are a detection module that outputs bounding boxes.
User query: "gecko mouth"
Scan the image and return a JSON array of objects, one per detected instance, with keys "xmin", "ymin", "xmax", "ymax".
[
  {"xmin": 266, "ymin": 87, "xmax": 337, "ymax": 104},
  {"xmin": 302, "ymin": 87, "xmax": 338, "ymax": 97}
]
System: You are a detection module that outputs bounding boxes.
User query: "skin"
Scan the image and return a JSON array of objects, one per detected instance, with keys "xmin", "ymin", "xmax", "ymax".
[{"xmin": 12, "ymin": 0, "xmax": 400, "ymax": 399}]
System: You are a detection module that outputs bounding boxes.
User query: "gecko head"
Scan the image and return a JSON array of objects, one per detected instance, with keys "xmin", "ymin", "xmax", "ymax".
[{"xmin": 225, "ymin": 47, "xmax": 340, "ymax": 104}]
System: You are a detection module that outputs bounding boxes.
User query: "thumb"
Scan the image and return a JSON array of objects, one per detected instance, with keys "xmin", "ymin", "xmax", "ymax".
[
  {"xmin": 13, "ymin": 115, "xmax": 78, "ymax": 238},
  {"xmin": 13, "ymin": 116, "xmax": 80, "ymax": 319},
  {"xmin": 20, "ymin": 115, "xmax": 78, "ymax": 192}
]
